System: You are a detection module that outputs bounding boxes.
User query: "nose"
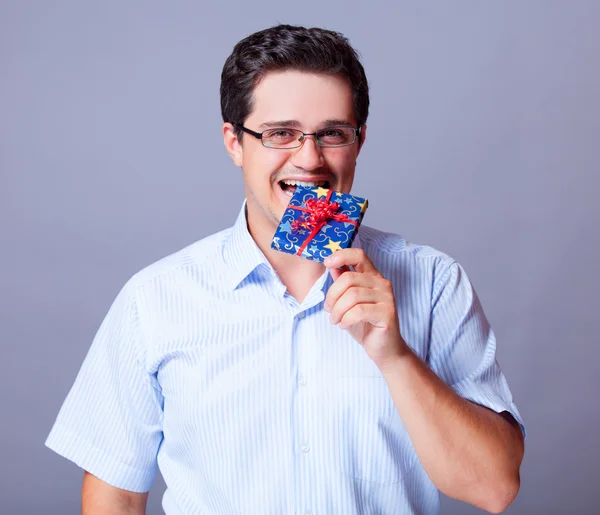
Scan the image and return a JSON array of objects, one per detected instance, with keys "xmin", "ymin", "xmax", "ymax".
[{"xmin": 289, "ymin": 135, "xmax": 324, "ymax": 171}]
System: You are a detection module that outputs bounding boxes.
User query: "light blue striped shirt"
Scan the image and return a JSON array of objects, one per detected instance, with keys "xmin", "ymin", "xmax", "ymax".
[{"xmin": 46, "ymin": 199, "xmax": 526, "ymax": 514}]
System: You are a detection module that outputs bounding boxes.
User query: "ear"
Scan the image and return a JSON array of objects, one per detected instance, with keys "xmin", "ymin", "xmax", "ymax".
[
  {"xmin": 356, "ymin": 124, "xmax": 367, "ymax": 157},
  {"xmin": 223, "ymin": 122, "xmax": 243, "ymax": 167}
]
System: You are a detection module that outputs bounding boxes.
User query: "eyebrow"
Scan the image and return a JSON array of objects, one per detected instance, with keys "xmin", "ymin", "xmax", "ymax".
[
  {"xmin": 322, "ymin": 119, "xmax": 355, "ymax": 127},
  {"xmin": 257, "ymin": 119, "xmax": 355, "ymax": 130},
  {"xmin": 258, "ymin": 120, "xmax": 302, "ymax": 130}
]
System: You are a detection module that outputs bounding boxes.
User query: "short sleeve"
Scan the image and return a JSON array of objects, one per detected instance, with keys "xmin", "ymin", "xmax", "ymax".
[
  {"xmin": 45, "ymin": 280, "xmax": 164, "ymax": 492},
  {"xmin": 428, "ymin": 261, "xmax": 527, "ymax": 439}
]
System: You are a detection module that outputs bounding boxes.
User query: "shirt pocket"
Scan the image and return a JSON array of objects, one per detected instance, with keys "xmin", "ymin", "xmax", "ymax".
[{"xmin": 324, "ymin": 376, "xmax": 419, "ymax": 486}]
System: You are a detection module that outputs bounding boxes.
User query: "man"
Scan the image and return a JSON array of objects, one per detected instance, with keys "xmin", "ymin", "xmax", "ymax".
[{"xmin": 46, "ymin": 24, "xmax": 526, "ymax": 514}]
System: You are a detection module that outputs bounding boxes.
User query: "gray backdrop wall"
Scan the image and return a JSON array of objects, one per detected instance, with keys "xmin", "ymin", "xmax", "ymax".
[{"xmin": 2, "ymin": 1, "xmax": 598, "ymax": 514}]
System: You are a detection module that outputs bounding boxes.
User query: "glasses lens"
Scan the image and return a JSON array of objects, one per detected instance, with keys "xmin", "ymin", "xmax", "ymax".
[
  {"xmin": 316, "ymin": 127, "xmax": 356, "ymax": 147},
  {"xmin": 262, "ymin": 129, "xmax": 303, "ymax": 148}
]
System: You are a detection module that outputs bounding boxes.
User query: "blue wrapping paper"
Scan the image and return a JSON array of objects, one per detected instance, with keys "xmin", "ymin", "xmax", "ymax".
[{"xmin": 270, "ymin": 185, "xmax": 369, "ymax": 263}]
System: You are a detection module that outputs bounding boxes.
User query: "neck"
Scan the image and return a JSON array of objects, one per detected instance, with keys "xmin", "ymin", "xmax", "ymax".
[{"xmin": 245, "ymin": 201, "xmax": 326, "ymax": 288}]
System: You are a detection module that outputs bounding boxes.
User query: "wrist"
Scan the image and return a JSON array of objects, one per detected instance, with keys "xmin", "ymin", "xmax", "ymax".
[{"xmin": 376, "ymin": 337, "xmax": 414, "ymax": 376}]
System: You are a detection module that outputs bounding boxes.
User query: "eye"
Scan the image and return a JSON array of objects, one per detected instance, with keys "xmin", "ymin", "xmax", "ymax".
[
  {"xmin": 318, "ymin": 127, "xmax": 353, "ymax": 145},
  {"xmin": 268, "ymin": 129, "xmax": 295, "ymax": 139},
  {"xmin": 322, "ymin": 129, "xmax": 344, "ymax": 138}
]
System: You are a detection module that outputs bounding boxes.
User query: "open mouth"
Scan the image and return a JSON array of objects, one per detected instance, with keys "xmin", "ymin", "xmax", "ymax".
[{"xmin": 278, "ymin": 179, "xmax": 331, "ymax": 197}]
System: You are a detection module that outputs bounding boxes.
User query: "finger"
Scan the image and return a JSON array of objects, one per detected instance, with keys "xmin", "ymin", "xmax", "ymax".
[
  {"xmin": 324, "ymin": 248, "xmax": 379, "ymax": 275},
  {"xmin": 328, "ymin": 287, "xmax": 380, "ymax": 325},
  {"xmin": 338, "ymin": 302, "xmax": 388, "ymax": 330},
  {"xmin": 325, "ymin": 271, "xmax": 375, "ymax": 311},
  {"xmin": 329, "ymin": 264, "xmax": 352, "ymax": 282}
]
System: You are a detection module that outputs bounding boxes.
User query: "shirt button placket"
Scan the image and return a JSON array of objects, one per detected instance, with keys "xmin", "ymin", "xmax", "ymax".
[
  {"xmin": 295, "ymin": 310, "xmax": 307, "ymax": 388},
  {"xmin": 294, "ymin": 306, "xmax": 313, "ymax": 511}
]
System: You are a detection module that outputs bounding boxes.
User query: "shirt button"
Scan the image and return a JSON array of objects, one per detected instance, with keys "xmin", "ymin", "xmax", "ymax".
[
  {"xmin": 304, "ymin": 511, "xmax": 313, "ymax": 515},
  {"xmin": 300, "ymin": 443, "xmax": 310, "ymax": 453},
  {"xmin": 298, "ymin": 376, "xmax": 307, "ymax": 386},
  {"xmin": 297, "ymin": 311, "xmax": 306, "ymax": 320}
]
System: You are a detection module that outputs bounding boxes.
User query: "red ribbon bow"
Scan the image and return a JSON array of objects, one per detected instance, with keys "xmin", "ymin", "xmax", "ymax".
[{"xmin": 288, "ymin": 190, "xmax": 357, "ymax": 257}]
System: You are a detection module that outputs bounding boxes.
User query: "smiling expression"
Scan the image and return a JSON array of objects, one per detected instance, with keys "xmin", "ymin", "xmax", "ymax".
[{"xmin": 223, "ymin": 70, "xmax": 366, "ymax": 244}]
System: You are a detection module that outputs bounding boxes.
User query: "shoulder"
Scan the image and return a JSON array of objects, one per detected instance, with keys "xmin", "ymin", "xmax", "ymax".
[
  {"xmin": 357, "ymin": 224, "xmax": 457, "ymax": 278},
  {"xmin": 123, "ymin": 226, "xmax": 232, "ymax": 296}
]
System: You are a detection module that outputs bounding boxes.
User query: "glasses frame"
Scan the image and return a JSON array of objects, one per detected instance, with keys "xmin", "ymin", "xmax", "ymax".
[{"xmin": 233, "ymin": 123, "xmax": 362, "ymax": 149}]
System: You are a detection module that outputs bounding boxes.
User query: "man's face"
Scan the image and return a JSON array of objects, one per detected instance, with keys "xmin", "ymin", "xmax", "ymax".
[{"xmin": 224, "ymin": 70, "xmax": 366, "ymax": 237}]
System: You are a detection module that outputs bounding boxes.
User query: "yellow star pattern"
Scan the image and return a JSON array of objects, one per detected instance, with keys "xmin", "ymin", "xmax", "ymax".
[
  {"xmin": 324, "ymin": 239, "xmax": 343, "ymax": 253},
  {"xmin": 312, "ymin": 186, "xmax": 330, "ymax": 198},
  {"xmin": 357, "ymin": 200, "xmax": 368, "ymax": 213}
]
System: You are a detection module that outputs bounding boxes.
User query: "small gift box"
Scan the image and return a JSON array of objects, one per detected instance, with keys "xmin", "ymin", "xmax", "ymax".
[{"xmin": 271, "ymin": 185, "xmax": 369, "ymax": 263}]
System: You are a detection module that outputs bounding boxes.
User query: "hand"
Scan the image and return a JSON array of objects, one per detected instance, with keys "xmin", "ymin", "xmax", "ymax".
[{"xmin": 323, "ymin": 248, "xmax": 410, "ymax": 370}]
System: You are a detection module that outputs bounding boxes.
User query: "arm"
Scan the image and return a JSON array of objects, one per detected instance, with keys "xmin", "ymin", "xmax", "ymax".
[
  {"xmin": 380, "ymin": 349, "xmax": 524, "ymax": 514},
  {"xmin": 82, "ymin": 471, "xmax": 149, "ymax": 515},
  {"xmin": 45, "ymin": 283, "xmax": 164, "ymax": 512},
  {"xmin": 323, "ymin": 250, "xmax": 526, "ymax": 514}
]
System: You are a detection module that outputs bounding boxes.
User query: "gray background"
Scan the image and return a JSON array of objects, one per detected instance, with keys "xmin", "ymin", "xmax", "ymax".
[{"xmin": 2, "ymin": 1, "xmax": 598, "ymax": 513}]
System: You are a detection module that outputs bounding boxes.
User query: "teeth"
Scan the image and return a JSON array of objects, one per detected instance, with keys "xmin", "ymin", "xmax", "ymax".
[{"xmin": 281, "ymin": 180, "xmax": 328, "ymax": 187}]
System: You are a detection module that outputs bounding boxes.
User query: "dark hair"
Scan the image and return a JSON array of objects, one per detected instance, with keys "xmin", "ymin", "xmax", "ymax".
[{"xmin": 220, "ymin": 24, "xmax": 369, "ymax": 140}]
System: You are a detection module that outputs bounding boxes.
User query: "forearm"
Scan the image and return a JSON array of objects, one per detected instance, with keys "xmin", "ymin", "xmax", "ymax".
[
  {"xmin": 379, "ymin": 344, "xmax": 524, "ymax": 514},
  {"xmin": 82, "ymin": 472, "xmax": 148, "ymax": 515}
]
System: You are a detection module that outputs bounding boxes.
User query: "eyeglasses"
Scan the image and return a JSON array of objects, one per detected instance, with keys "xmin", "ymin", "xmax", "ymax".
[{"xmin": 234, "ymin": 123, "xmax": 361, "ymax": 149}]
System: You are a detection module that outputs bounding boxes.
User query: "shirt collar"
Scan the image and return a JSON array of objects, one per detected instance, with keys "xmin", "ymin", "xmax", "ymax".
[
  {"xmin": 222, "ymin": 198, "xmax": 365, "ymax": 292},
  {"xmin": 223, "ymin": 199, "xmax": 272, "ymax": 291}
]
